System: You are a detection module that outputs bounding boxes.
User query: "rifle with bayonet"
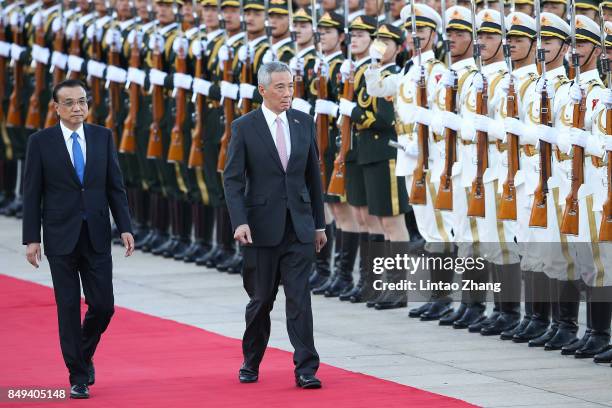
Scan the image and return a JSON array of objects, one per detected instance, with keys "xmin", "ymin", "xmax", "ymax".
[
  {"xmin": 168, "ymin": 0, "xmax": 187, "ymax": 163},
  {"xmin": 313, "ymin": 0, "xmax": 329, "ymax": 188},
  {"xmin": 104, "ymin": 1, "xmax": 121, "ymax": 147},
  {"xmin": 44, "ymin": 3, "xmax": 65, "ymax": 127},
  {"xmin": 467, "ymin": 0, "xmax": 488, "ymax": 218},
  {"xmin": 87, "ymin": 15, "xmax": 103, "ymax": 124},
  {"xmin": 434, "ymin": 0, "xmax": 456, "ymax": 211},
  {"xmin": 560, "ymin": 0, "xmax": 585, "ymax": 235},
  {"xmin": 146, "ymin": 19, "xmax": 164, "ymax": 159},
  {"xmin": 7, "ymin": 4, "xmax": 24, "ymax": 128},
  {"xmin": 529, "ymin": 1, "xmax": 552, "ymax": 227},
  {"xmin": 25, "ymin": 11, "xmax": 46, "ymax": 130},
  {"xmin": 0, "ymin": 1, "xmax": 8, "ymax": 125},
  {"xmin": 188, "ymin": 13, "xmax": 205, "ymax": 169},
  {"xmin": 599, "ymin": 5, "xmax": 611, "ymax": 241},
  {"xmin": 327, "ymin": 0, "xmax": 353, "ymax": 196}
]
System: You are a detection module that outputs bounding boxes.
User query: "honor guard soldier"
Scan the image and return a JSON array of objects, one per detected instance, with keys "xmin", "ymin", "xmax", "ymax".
[
  {"xmin": 268, "ymin": 0, "xmax": 295, "ymax": 63},
  {"xmin": 542, "ymin": 0, "xmax": 567, "ymax": 18},
  {"xmin": 289, "ymin": 6, "xmax": 318, "ymax": 113}
]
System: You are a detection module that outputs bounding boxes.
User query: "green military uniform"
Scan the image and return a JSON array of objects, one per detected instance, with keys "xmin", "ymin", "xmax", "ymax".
[
  {"xmin": 268, "ymin": 0, "xmax": 295, "ymax": 63},
  {"xmin": 291, "ymin": 7, "xmax": 317, "ymax": 109}
]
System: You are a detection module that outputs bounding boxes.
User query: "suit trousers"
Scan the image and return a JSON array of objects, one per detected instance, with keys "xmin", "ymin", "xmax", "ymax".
[
  {"xmin": 241, "ymin": 212, "xmax": 319, "ymax": 376},
  {"xmin": 47, "ymin": 222, "xmax": 115, "ymax": 385}
]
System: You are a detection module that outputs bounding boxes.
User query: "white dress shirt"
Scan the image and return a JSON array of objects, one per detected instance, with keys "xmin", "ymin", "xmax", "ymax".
[
  {"xmin": 261, "ymin": 102, "xmax": 291, "ymax": 159},
  {"xmin": 60, "ymin": 121, "xmax": 87, "ymax": 166}
]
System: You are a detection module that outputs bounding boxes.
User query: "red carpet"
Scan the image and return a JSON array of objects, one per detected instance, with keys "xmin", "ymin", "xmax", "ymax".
[{"xmin": 0, "ymin": 274, "xmax": 477, "ymax": 407}]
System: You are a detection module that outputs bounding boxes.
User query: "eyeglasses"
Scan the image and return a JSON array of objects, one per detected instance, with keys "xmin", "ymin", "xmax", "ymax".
[{"xmin": 58, "ymin": 98, "xmax": 89, "ymax": 108}]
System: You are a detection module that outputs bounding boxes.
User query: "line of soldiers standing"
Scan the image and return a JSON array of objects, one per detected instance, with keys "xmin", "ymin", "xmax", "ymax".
[{"xmin": 1, "ymin": 0, "xmax": 612, "ymax": 366}]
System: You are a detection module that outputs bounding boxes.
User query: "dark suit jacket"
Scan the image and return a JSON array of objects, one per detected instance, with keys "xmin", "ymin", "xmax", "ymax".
[
  {"xmin": 22, "ymin": 123, "xmax": 132, "ymax": 256},
  {"xmin": 223, "ymin": 108, "xmax": 325, "ymax": 247}
]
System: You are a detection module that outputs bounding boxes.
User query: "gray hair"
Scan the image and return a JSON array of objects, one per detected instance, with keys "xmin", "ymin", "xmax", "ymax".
[{"xmin": 257, "ymin": 61, "xmax": 292, "ymax": 88}]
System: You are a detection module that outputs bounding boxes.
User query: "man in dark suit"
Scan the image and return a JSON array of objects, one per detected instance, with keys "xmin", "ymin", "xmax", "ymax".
[
  {"xmin": 224, "ymin": 61, "xmax": 327, "ymax": 389},
  {"xmin": 22, "ymin": 80, "xmax": 134, "ymax": 399}
]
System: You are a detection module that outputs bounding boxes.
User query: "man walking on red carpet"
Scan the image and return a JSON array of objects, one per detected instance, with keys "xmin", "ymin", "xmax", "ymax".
[
  {"xmin": 223, "ymin": 61, "xmax": 327, "ymax": 389},
  {"xmin": 22, "ymin": 79, "xmax": 134, "ymax": 399}
]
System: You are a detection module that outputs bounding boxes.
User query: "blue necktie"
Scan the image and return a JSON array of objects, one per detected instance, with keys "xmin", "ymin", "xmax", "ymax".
[{"xmin": 71, "ymin": 132, "xmax": 85, "ymax": 184}]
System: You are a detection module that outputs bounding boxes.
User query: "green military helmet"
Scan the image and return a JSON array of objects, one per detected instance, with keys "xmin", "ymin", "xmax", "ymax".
[
  {"xmin": 375, "ymin": 23, "xmax": 404, "ymax": 45},
  {"xmin": 349, "ymin": 15, "xmax": 377, "ymax": 35},
  {"xmin": 318, "ymin": 11, "xmax": 344, "ymax": 31}
]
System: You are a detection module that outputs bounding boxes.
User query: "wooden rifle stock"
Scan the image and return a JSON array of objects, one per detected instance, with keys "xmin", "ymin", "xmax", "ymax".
[
  {"xmin": 147, "ymin": 47, "xmax": 164, "ymax": 159},
  {"xmin": 167, "ymin": 45, "xmax": 187, "ymax": 163},
  {"xmin": 87, "ymin": 33, "xmax": 102, "ymax": 124},
  {"xmin": 217, "ymin": 55, "xmax": 235, "ymax": 172},
  {"xmin": 599, "ymin": 107, "xmax": 612, "ymax": 241},
  {"xmin": 188, "ymin": 54, "xmax": 205, "ymax": 168},
  {"xmin": 434, "ymin": 82, "xmax": 457, "ymax": 211},
  {"xmin": 467, "ymin": 81, "xmax": 489, "ymax": 217},
  {"xmin": 529, "ymin": 88, "xmax": 552, "ymax": 227},
  {"xmin": 67, "ymin": 29, "xmax": 81, "ymax": 80},
  {"xmin": 119, "ymin": 35, "xmax": 140, "ymax": 154},
  {"xmin": 327, "ymin": 71, "xmax": 354, "ymax": 196},
  {"xmin": 410, "ymin": 72, "xmax": 429, "ymax": 205},
  {"xmin": 7, "ymin": 30, "xmax": 24, "ymax": 128},
  {"xmin": 315, "ymin": 66, "xmax": 329, "ymax": 189},
  {"xmin": 239, "ymin": 55, "xmax": 253, "ymax": 114},
  {"xmin": 560, "ymin": 99, "xmax": 586, "ymax": 235},
  {"xmin": 104, "ymin": 47, "xmax": 121, "ymax": 148},
  {"xmin": 498, "ymin": 81, "xmax": 519, "ymax": 220},
  {"xmin": 44, "ymin": 26, "xmax": 66, "ymax": 128},
  {"xmin": 25, "ymin": 23, "xmax": 46, "ymax": 130}
]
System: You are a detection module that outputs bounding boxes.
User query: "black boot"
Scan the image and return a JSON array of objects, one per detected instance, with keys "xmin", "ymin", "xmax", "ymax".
[
  {"xmin": 324, "ymin": 231, "xmax": 359, "ymax": 298},
  {"xmin": 170, "ymin": 200, "xmax": 194, "ymax": 259},
  {"xmin": 420, "ymin": 252, "xmax": 454, "ymax": 321},
  {"xmin": 530, "ymin": 277, "xmax": 560, "ymax": 347},
  {"xmin": 0, "ymin": 159, "xmax": 16, "ymax": 212},
  {"xmin": 482, "ymin": 263, "xmax": 521, "ymax": 336},
  {"xmin": 209, "ymin": 206, "xmax": 235, "ymax": 269},
  {"xmin": 440, "ymin": 303, "xmax": 467, "ymax": 326},
  {"xmin": 502, "ymin": 269, "xmax": 533, "ymax": 340},
  {"xmin": 136, "ymin": 192, "xmax": 158, "ymax": 250},
  {"xmin": 575, "ymin": 286, "xmax": 612, "ymax": 359},
  {"xmin": 1, "ymin": 159, "xmax": 22, "ymax": 216},
  {"xmin": 153, "ymin": 198, "xmax": 180, "ymax": 256},
  {"xmin": 547, "ymin": 279, "xmax": 580, "ymax": 351},
  {"xmin": 561, "ymin": 285, "xmax": 590, "ymax": 355},
  {"xmin": 142, "ymin": 194, "xmax": 170, "ymax": 252},
  {"xmin": 310, "ymin": 223, "xmax": 335, "ymax": 290},
  {"xmin": 367, "ymin": 240, "xmax": 392, "ymax": 308},
  {"xmin": 350, "ymin": 233, "xmax": 384, "ymax": 303},
  {"xmin": 374, "ymin": 241, "xmax": 408, "ymax": 310},
  {"xmin": 453, "ymin": 265, "xmax": 488, "ymax": 328},
  {"xmin": 514, "ymin": 271, "xmax": 550, "ymax": 343},
  {"xmin": 133, "ymin": 189, "xmax": 150, "ymax": 242},
  {"xmin": 340, "ymin": 232, "xmax": 369, "ymax": 301},
  {"xmin": 196, "ymin": 206, "xmax": 224, "ymax": 266},
  {"xmin": 470, "ymin": 263, "xmax": 501, "ymax": 332},
  {"xmin": 183, "ymin": 204, "xmax": 214, "ymax": 263}
]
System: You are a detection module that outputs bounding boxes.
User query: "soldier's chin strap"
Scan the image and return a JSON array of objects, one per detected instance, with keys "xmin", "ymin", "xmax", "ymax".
[
  {"xmin": 483, "ymin": 38, "xmax": 502, "ymax": 65},
  {"xmin": 580, "ymin": 43, "xmax": 600, "ymax": 73},
  {"xmin": 513, "ymin": 38, "xmax": 535, "ymax": 66}
]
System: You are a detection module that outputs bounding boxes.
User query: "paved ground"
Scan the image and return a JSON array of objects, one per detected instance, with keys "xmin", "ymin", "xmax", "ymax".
[{"xmin": 2, "ymin": 216, "xmax": 612, "ymax": 408}]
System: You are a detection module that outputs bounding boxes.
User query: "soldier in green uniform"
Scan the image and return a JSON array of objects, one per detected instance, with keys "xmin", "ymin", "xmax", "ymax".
[
  {"xmin": 289, "ymin": 7, "xmax": 317, "ymax": 111},
  {"xmin": 268, "ymin": 0, "xmax": 295, "ymax": 63},
  {"xmin": 542, "ymin": 0, "xmax": 567, "ymax": 18}
]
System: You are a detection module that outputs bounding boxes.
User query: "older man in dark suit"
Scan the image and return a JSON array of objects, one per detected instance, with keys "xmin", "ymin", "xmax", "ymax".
[
  {"xmin": 223, "ymin": 61, "xmax": 327, "ymax": 389},
  {"xmin": 22, "ymin": 79, "xmax": 134, "ymax": 399}
]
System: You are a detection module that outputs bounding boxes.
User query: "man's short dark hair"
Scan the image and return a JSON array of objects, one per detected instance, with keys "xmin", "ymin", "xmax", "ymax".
[{"xmin": 52, "ymin": 79, "xmax": 89, "ymax": 103}]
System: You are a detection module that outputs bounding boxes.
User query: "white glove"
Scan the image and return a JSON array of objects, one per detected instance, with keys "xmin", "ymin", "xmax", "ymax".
[
  {"xmin": 126, "ymin": 67, "xmax": 146, "ymax": 86},
  {"xmin": 67, "ymin": 55, "xmax": 84, "ymax": 73},
  {"xmin": 504, "ymin": 117, "xmax": 526, "ymax": 138},
  {"xmin": 535, "ymin": 124, "xmax": 557, "ymax": 145},
  {"xmin": 488, "ymin": 121, "xmax": 505, "ymax": 141},
  {"xmin": 313, "ymin": 59, "xmax": 329, "ymax": 77},
  {"xmin": 193, "ymin": 78, "xmax": 212, "ymax": 96},
  {"xmin": 262, "ymin": 49, "xmax": 274, "ymax": 64},
  {"xmin": 148, "ymin": 68, "xmax": 167, "ymax": 86},
  {"xmin": 86, "ymin": 24, "xmax": 103, "ymax": 42},
  {"xmin": 10, "ymin": 11, "xmax": 24, "ymax": 28},
  {"xmin": 126, "ymin": 29, "xmax": 143, "ymax": 48},
  {"xmin": 104, "ymin": 28, "xmax": 122, "ymax": 50},
  {"xmin": 603, "ymin": 88, "xmax": 612, "ymax": 108},
  {"xmin": 369, "ymin": 45, "xmax": 383, "ymax": 61},
  {"xmin": 237, "ymin": 45, "xmax": 254, "ymax": 63},
  {"xmin": 398, "ymin": 138, "xmax": 419, "ymax": 157},
  {"xmin": 66, "ymin": 21, "xmax": 82, "ymax": 40},
  {"xmin": 31, "ymin": 44, "xmax": 50, "ymax": 65},
  {"xmin": 398, "ymin": 104, "xmax": 415, "ymax": 124},
  {"xmin": 172, "ymin": 37, "xmax": 190, "ymax": 55},
  {"xmin": 31, "ymin": 11, "xmax": 42, "ymax": 29},
  {"xmin": 173, "ymin": 72, "xmax": 192, "ymax": 90},
  {"xmin": 51, "ymin": 16, "xmax": 63, "ymax": 33},
  {"xmin": 314, "ymin": 99, "xmax": 339, "ymax": 117},
  {"xmin": 498, "ymin": 74, "xmax": 516, "ymax": 94},
  {"xmin": 569, "ymin": 83, "xmax": 583, "ymax": 104},
  {"xmin": 408, "ymin": 65, "xmax": 423, "ymax": 83},
  {"xmin": 10, "ymin": 44, "xmax": 25, "ymax": 61},
  {"xmin": 441, "ymin": 110, "xmax": 461, "ymax": 131},
  {"xmin": 289, "ymin": 56, "xmax": 304, "ymax": 74},
  {"xmin": 86, "ymin": 60, "xmax": 106, "ymax": 79},
  {"xmin": 291, "ymin": 97, "xmax": 312, "ymax": 114},
  {"xmin": 148, "ymin": 33, "xmax": 165, "ymax": 52},
  {"xmin": 569, "ymin": 127, "xmax": 588, "ymax": 148},
  {"xmin": 50, "ymin": 51, "xmax": 67, "ymax": 69},
  {"xmin": 190, "ymin": 38, "xmax": 207, "ymax": 58},
  {"xmin": 0, "ymin": 41, "xmax": 10, "ymax": 57},
  {"xmin": 339, "ymin": 59, "xmax": 353, "ymax": 81},
  {"xmin": 440, "ymin": 69, "xmax": 455, "ymax": 88},
  {"xmin": 473, "ymin": 114, "xmax": 492, "ymax": 133},
  {"xmin": 535, "ymin": 78, "xmax": 555, "ymax": 99},
  {"xmin": 472, "ymin": 72, "xmax": 485, "ymax": 91},
  {"xmin": 338, "ymin": 98, "xmax": 356, "ymax": 117},
  {"xmin": 414, "ymin": 106, "xmax": 432, "ymax": 126},
  {"xmin": 220, "ymin": 80, "xmax": 239, "ymax": 100},
  {"xmin": 106, "ymin": 65, "xmax": 127, "ymax": 83},
  {"xmin": 460, "ymin": 118, "xmax": 476, "ymax": 141},
  {"xmin": 239, "ymin": 83, "xmax": 256, "ymax": 100},
  {"xmin": 605, "ymin": 137, "xmax": 612, "ymax": 152},
  {"xmin": 218, "ymin": 44, "xmax": 230, "ymax": 63}
]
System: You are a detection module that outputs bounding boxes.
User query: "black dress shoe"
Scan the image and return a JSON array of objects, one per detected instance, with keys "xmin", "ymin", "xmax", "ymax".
[
  {"xmin": 374, "ymin": 299, "xmax": 408, "ymax": 310},
  {"xmin": 439, "ymin": 303, "xmax": 467, "ymax": 326},
  {"xmin": 453, "ymin": 305, "xmax": 486, "ymax": 329},
  {"xmin": 529, "ymin": 326, "xmax": 558, "ymax": 347},
  {"xmin": 481, "ymin": 314, "xmax": 520, "ymax": 336},
  {"xmin": 309, "ymin": 270, "xmax": 330, "ymax": 290},
  {"xmin": 70, "ymin": 384, "xmax": 89, "ymax": 399},
  {"xmin": 469, "ymin": 311, "xmax": 500, "ymax": 333},
  {"xmin": 561, "ymin": 330, "xmax": 590, "ymax": 355},
  {"xmin": 226, "ymin": 254, "xmax": 244, "ymax": 274},
  {"xmin": 594, "ymin": 347, "xmax": 612, "ymax": 363},
  {"xmin": 339, "ymin": 285, "xmax": 359, "ymax": 301},
  {"xmin": 295, "ymin": 374, "xmax": 322, "ymax": 389},
  {"xmin": 324, "ymin": 277, "xmax": 353, "ymax": 297},
  {"xmin": 574, "ymin": 334, "xmax": 611, "ymax": 359},
  {"xmin": 238, "ymin": 366, "xmax": 259, "ymax": 383},
  {"xmin": 513, "ymin": 319, "xmax": 550, "ymax": 343},
  {"xmin": 500, "ymin": 317, "xmax": 529, "ymax": 340},
  {"xmin": 312, "ymin": 277, "xmax": 334, "ymax": 295},
  {"xmin": 207, "ymin": 248, "xmax": 234, "ymax": 269},
  {"xmin": 409, "ymin": 302, "xmax": 432, "ymax": 318},
  {"xmin": 183, "ymin": 243, "xmax": 211, "ymax": 263},
  {"xmin": 420, "ymin": 300, "xmax": 452, "ymax": 321},
  {"xmin": 87, "ymin": 362, "xmax": 95, "ymax": 386},
  {"xmin": 545, "ymin": 326, "xmax": 579, "ymax": 351}
]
